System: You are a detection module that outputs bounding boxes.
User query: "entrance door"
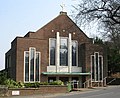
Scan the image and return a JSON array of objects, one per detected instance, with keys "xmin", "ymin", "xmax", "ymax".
[
  {"xmin": 59, "ymin": 77, "xmax": 69, "ymax": 85},
  {"xmin": 48, "ymin": 77, "xmax": 56, "ymax": 82},
  {"xmin": 72, "ymin": 77, "xmax": 79, "ymax": 88}
]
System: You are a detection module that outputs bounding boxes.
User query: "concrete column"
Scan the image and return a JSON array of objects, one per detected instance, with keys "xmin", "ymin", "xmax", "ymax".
[
  {"xmin": 79, "ymin": 76, "xmax": 82, "ymax": 88},
  {"xmin": 69, "ymin": 77, "xmax": 72, "ymax": 82},
  {"xmin": 68, "ymin": 33, "xmax": 72, "ymax": 73},
  {"xmin": 56, "ymin": 32, "xmax": 60, "ymax": 72},
  {"xmin": 56, "ymin": 76, "xmax": 59, "ymax": 81}
]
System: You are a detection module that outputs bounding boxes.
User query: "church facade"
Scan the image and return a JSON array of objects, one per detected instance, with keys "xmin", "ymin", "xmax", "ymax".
[{"xmin": 5, "ymin": 12, "xmax": 107, "ymax": 87}]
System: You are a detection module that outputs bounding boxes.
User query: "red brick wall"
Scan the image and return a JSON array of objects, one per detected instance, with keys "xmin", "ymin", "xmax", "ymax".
[
  {"xmin": 5, "ymin": 12, "xmax": 107, "ymax": 83},
  {"xmin": 80, "ymin": 43, "xmax": 107, "ymax": 82},
  {"xmin": 7, "ymin": 86, "xmax": 68, "ymax": 96},
  {"xmin": 16, "ymin": 38, "xmax": 48, "ymax": 82}
]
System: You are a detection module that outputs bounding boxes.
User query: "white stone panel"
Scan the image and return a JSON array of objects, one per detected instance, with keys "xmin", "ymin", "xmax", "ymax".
[
  {"xmin": 47, "ymin": 66, "xmax": 82, "ymax": 73},
  {"xmin": 47, "ymin": 66, "xmax": 56, "ymax": 72},
  {"xmin": 59, "ymin": 66, "xmax": 69, "ymax": 72},
  {"xmin": 71, "ymin": 67, "xmax": 82, "ymax": 72}
]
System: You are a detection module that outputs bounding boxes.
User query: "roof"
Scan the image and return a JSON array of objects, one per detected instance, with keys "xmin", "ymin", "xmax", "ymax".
[
  {"xmin": 42, "ymin": 72, "xmax": 91, "ymax": 76},
  {"xmin": 30, "ymin": 11, "xmax": 91, "ymax": 41}
]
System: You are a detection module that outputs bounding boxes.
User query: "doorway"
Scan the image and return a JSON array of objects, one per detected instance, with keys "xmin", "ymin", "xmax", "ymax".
[
  {"xmin": 59, "ymin": 77, "xmax": 69, "ymax": 85},
  {"xmin": 72, "ymin": 77, "xmax": 79, "ymax": 89}
]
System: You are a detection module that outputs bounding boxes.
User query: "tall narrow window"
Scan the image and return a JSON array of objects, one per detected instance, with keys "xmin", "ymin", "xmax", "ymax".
[
  {"xmin": 49, "ymin": 37, "xmax": 78, "ymax": 67},
  {"xmin": 49, "ymin": 38, "xmax": 56, "ymax": 65},
  {"xmin": 36, "ymin": 52, "xmax": 40, "ymax": 81},
  {"xmin": 25, "ymin": 52, "xmax": 29, "ymax": 81},
  {"xmin": 72, "ymin": 41, "xmax": 78, "ymax": 66},
  {"xmin": 95, "ymin": 53, "xmax": 99, "ymax": 81},
  {"xmin": 30, "ymin": 48, "xmax": 35, "ymax": 81},
  {"xmin": 24, "ymin": 48, "xmax": 40, "ymax": 82},
  {"xmin": 99, "ymin": 56, "xmax": 103, "ymax": 80},
  {"xmin": 91, "ymin": 52, "xmax": 103, "ymax": 82},
  {"xmin": 60, "ymin": 38, "xmax": 68, "ymax": 66},
  {"xmin": 91, "ymin": 55, "xmax": 95, "ymax": 81},
  {"xmin": 6, "ymin": 55, "xmax": 11, "ymax": 68}
]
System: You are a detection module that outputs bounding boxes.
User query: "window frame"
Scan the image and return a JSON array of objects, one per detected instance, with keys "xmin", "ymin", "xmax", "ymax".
[
  {"xmin": 24, "ymin": 47, "xmax": 41, "ymax": 83},
  {"xmin": 49, "ymin": 37, "xmax": 78, "ymax": 67},
  {"xmin": 91, "ymin": 52, "xmax": 103, "ymax": 82},
  {"xmin": 59, "ymin": 37, "xmax": 68, "ymax": 66},
  {"xmin": 72, "ymin": 40, "xmax": 78, "ymax": 66},
  {"xmin": 49, "ymin": 38, "xmax": 56, "ymax": 66}
]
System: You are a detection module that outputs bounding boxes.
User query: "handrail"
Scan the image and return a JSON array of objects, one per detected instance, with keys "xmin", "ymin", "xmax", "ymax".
[
  {"xmin": 83, "ymin": 79, "xmax": 91, "ymax": 84},
  {"xmin": 102, "ymin": 77, "xmax": 107, "ymax": 87},
  {"xmin": 107, "ymin": 78, "xmax": 116, "ymax": 85},
  {"xmin": 83, "ymin": 79, "xmax": 91, "ymax": 88}
]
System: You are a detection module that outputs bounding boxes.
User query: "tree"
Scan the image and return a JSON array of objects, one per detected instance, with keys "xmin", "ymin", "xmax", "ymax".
[
  {"xmin": 93, "ymin": 36, "xmax": 103, "ymax": 44},
  {"xmin": 72, "ymin": 0, "xmax": 120, "ymax": 75},
  {"xmin": 0, "ymin": 70, "xmax": 7, "ymax": 85},
  {"xmin": 107, "ymin": 46, "xmax": 120, "ymax": 75},
  {"xmin": 72, "ymin": 0, "xmax": 120, "ymax": 44}
]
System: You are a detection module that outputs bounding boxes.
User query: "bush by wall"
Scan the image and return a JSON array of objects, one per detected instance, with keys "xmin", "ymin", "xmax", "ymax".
[
  {"xmin": 24, "ymin": 80, "xmax": 64, "ymax": 88},
  {"xmin": 4, "ymin": 79, "xmax": 24, "ymax": 88},
  {"xmin": 2, "ymin": 79, "xmax": 64, "ymax": 88}
]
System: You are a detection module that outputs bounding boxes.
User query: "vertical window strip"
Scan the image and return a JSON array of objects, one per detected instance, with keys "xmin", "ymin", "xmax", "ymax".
[
  {"xmin": 60, "ymin": 38, "xmax": 68, "ymax": 66},
  {"xmin": 6, "ymin": 57, "xmax": 8, "ymax": 68},
  {"xmin": 98, "ymin": 54, "xmax": 100, "ymax": 82},
  {"xmin": 6, "ymin": 55, "xmax": 11, "ymax": 68},
  {"xmin": 76, "ymin": 41, "xmax": 78, "ymax": 66},
  {"xmin": 34, "ymin": 50, "xmax": 36, "ymax": 82},
  {"xmin": 72, "ymin": 40, "xmax": 78, "ymax": 66},
  {"xmin": 30, "ymin": 48, "xmax": 35, "ymax": 82},
  {"xmin": 99, "ymin": 56, "xmax": 103, "ymax": 81},
  {"xmin": 102, "ymin": 56, "xmax": 104, "ymax": 82},
  {"xmin": 24, "ymin": 51, "xmax": 29, "ymax": 82},
  {"xmin": 49, "ymin": 38, "xmax": 56, "ymax": 66},
  {"xmin": 95, "ymin": 52, "xmax": 99, "ymax": 81},
  {"xmin": 91, "ymin": 55, "xmax": 95, "ymax": 81},
  {"xmin": 91, "ymin": 52, "xmax": 103, "ymax": 82},
  {"xmin": 35, "ymin": 52, "xmax": 40, "ymax": 82},
  {"xmin": 49, "ymin": 37, "xmax": 78, "ymax": 67},
  {"xmin": 94, "ymin": 53, "xmax": 96, "ymax": 81},
  {"xmin": 24, "ymin": 48, "xmax": 40, "ymax": 82}
]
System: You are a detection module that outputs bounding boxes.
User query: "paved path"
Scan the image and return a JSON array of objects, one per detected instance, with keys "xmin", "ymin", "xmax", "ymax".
[
  {"xmin": 2, "ymin": 86, "xmax": 119, "ymax": 98},
  {"xmin": 54, "ymin": 86, "xmax": 120, "ymax": 98}
]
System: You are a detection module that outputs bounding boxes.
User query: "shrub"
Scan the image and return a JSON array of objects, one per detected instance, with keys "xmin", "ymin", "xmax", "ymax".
[
  {"xmin": 49, "ymin": 80, "xmax": 64, "ymax": 85},
  {"xmin": 39, "ymin": 82, "xmax": 49, "ymax": 85},
  {"xmin": 4, "ymin": 79, "xmax": 19, "ymax": 88},
  {"xmin": 24, "ymin": 83, "xmax": 33, "ymax": 88},
  {"xmin": 24, "ymin": 82, "xmax": 40, "ymax": 88},
  {"xmin": 34, "ymin": 82, "xmax": 40, "ymax": 88},
  {"xmin": 4, "ymin": 79, "xmax": 25, "ymax": 88},
  {"xmin": 18, "ymin": 81, "xmax": 24, "ymax": 88},
  {"xmin": 24, "ymin": 80, "xmax": 64, "ymax": 88},
  {"xmin": 0, "ymin": 71, "xmax": 7, "ymax": 85}
]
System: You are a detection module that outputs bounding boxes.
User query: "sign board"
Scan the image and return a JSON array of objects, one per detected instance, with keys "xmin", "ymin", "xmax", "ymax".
[{"xmin": 12, "ymin": 91, "xmax": 20, "ymax": 95}]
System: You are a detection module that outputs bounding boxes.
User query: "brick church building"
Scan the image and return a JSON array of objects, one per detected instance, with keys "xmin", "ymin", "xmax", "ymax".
[{"xmin": 5, "ymin": 11, "xmax": 107, "ymax": 88}]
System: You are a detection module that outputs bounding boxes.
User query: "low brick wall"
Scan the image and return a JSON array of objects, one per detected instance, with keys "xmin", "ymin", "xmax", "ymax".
[
  {"xmin": 0, "ymin": 86, "xmax": 8, "ymax": 96},
  {"xmin": 6, "ymin": 85, "xmax": 68, "ymax": 96}
]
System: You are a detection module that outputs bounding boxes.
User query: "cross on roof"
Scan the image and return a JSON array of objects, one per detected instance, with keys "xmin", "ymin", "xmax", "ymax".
[{"xmin": 60, "ymin": 3, "xmax": 66, "ymax": 12}]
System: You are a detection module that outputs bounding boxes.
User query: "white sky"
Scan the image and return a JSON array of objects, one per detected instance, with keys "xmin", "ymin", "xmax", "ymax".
[{"xmin": 0, "ymin": 0, "xmax": 97, "ymax": 70}]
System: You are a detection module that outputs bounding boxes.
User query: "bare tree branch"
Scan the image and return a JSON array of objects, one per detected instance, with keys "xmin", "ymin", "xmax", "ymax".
[{"xmin": 72, "ymin": 0, "xmax": 120, "ymax": 46}]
